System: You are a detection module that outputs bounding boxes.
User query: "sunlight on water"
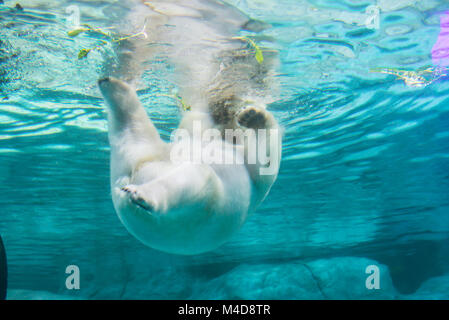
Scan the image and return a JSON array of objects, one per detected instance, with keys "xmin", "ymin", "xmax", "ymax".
[{"xmin": 0, "ymin": 0, "xmax": 449, "ymax": 299}]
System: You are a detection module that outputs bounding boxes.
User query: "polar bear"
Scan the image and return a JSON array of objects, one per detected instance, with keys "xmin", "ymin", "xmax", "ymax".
[{"xmin": 98, "ymin": 0, "xmax": 282, "ymax": 254}]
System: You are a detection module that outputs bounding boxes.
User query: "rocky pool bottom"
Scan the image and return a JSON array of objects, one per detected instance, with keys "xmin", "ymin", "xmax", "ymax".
[{"xmin": 6, "ymin": 256, "xmax": 449, "ymax": 300}]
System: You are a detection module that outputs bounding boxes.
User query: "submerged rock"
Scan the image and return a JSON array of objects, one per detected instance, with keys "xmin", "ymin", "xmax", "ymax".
[
  {"xmin": 193, "ymin": 257, "xmax": 398, "ymax": 300},
  {"xmin": 193, "ymin": 263, "xmax": 324, "ymax": 299},
  {"xmin": 77, "ymin": 265, "xmax": 196, "ymax": 300},
  {"xmin": 404, "ymin": 275, "xmax": 449, "ymax": 300},
  {"xmin": 305, "ymin": 257, "xmax": 398, "ymax": 299},
  {"xmin": 7, "ymin": 289, "xmax": 84, "ymax": 300}
]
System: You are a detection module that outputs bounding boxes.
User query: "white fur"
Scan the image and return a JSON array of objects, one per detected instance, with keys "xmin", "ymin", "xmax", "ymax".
[
  {"xmin": 98, "ymin": 0, "xmax": 281, "ymax": 254},
  {"xmin": 99, "ymin": 77, "xmax": 280, "ymax": 254}
]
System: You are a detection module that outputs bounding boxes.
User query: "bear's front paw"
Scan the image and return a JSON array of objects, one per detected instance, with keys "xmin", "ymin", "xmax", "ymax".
[
  {"xmin": 237, "ymin": 105, "xmax": 267, "ymax": 129},
  {"xmin": 122, "ymin": 185, "xmax": 156, "ymax": 212}
]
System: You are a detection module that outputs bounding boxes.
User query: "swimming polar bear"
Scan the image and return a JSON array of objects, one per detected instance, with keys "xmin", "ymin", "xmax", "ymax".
[{"xmin": 98, "ymin": 0, "xmax": 282, "ymax": 255}]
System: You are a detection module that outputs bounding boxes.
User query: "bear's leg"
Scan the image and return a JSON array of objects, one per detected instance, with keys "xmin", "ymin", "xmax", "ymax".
[
  {"xmin": 237, "ymin": 104, "xmax": 282, "ymax": 206},
  {"xmin": 98, "ymin": 77, "xmax": 162, "ymax": 140},
  {"xmin": 98, "ymin": 77, "xmax": 166, "ymax": 179},
  {"xmin": 121, "ymin": 162, "xmax": 223, "ymax": 215}
]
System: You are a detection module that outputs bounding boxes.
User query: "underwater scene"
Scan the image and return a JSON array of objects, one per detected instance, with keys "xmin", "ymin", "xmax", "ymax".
[{"xmin": 1, "ymin": 0, "xmax": 449, "ymax": 300}]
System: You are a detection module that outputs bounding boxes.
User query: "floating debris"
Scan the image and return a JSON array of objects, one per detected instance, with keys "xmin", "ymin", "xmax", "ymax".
[
  {"xmin": 77, "ymin": 48, "xmax": 91, "ymax": 59},
  {"xmin": 175, "ymin": 95, "xmax": 191, "ymax": 111},
  {"xmin": 77, "ymin": 41, "xmax": 108, "ymax": 60},
  {"xmin": 370, "ymin": 67, "xmax": 448, "ymax": 88},
  {"xmin": 161, "ymin": 93, "xmax": 191, "ymax": 111},
  {"xmin": 111, "ymin": 23, "xmax": 147, "ymax": 43},
  {"xmin": 69, "ymin": 23, "xmax": 147, "ymax": 60},
  {"xmin": 68, "ymin": 27, "xmax": 90, "ymax": 37},
  {"xmin": 233, "ymin": 36, "xmax": 264, "ymax": 64},
  {"xmin": 68, "ymin": 25, "xmax": 114, "ymax": 38}
]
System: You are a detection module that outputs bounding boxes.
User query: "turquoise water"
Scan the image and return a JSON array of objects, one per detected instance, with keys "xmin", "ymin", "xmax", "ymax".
[{"xmin": 1, "ymin": 0, "xmax": 449, "ymax": 299}]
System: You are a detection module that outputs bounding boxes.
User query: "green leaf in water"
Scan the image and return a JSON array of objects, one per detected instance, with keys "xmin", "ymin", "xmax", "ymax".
[
  {"xmin": 175, "ymin": 94, "xmax": 191, "ymax": 111},
  {"xmin": 72, "ymin": 22, "xmax": 146, "ymax": 61},
  {"xmin": 180, "ymin": 98, "xmax": 191, "ymax": 111},
  {"xmin": 161, "ymin": 93, "xmax": 192, "ymax": 111},
  {"xmin": 255, "ymin": 46, "xmax": 264, "ymax": 64},
  {"xmin": 234, "ymin": 36, "xmax": 264, "ymax": 64},
  {"xmin": 78, "ymin": 48, "xmax": 90, "ymax": 59},
  {"xmin": 68, "ymin": 27, "xmax": 90, "ymax": 37}
]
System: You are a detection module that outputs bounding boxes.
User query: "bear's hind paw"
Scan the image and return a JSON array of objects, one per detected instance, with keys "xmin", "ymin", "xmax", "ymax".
[{"xmin": 237, "ymin": 105, "xmax": 267, "ymax": 129}]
